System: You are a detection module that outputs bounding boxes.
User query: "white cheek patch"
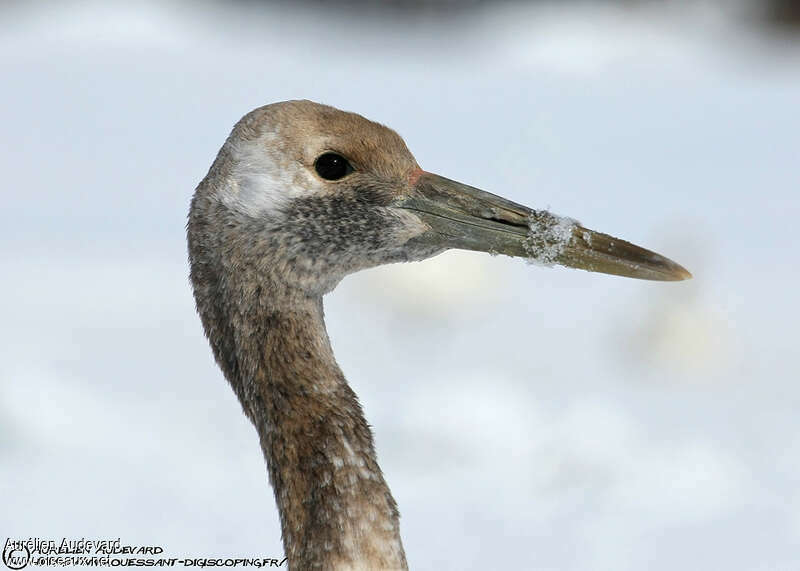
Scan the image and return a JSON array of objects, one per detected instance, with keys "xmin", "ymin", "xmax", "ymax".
[{"xmin": 218, "ymin": 132, "xmax": 321, "ymax": 218}]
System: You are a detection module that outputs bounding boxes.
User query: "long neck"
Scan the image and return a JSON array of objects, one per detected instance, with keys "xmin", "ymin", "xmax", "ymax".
[{"xmin": 212, "ymin": 291, "xmax": 407, "ymax": 570}]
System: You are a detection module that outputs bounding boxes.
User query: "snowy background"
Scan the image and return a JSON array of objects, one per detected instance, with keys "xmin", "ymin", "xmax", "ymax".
[{"xmin": 1, "ymin": 1, "xmax": 799, "ymax": 569}]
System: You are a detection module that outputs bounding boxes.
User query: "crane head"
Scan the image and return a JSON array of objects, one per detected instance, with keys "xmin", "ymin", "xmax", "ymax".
[{"xmin": 192, "ymin": 100, "xmax": 689, "ymax": 297}]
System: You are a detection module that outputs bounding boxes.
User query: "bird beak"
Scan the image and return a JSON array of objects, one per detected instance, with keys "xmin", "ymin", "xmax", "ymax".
[{"xmin": 397, "ymin": 171, "xmax": 691, "ymax": 281}]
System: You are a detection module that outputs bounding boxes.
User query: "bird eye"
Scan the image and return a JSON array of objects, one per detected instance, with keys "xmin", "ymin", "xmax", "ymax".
[{"xmin": 314, "ymin": 153, "xmax": 353, "ymax": 181}]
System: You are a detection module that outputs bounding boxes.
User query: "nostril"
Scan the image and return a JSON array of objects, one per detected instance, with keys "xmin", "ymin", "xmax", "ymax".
[{"xmin": 486, "ymin": 213, "xmax": 529, "ymax": 230}]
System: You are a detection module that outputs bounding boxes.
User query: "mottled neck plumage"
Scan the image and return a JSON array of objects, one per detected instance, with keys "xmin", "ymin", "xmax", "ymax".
[
  {"xmin": 189, "ymin": 241, "xmax": 407, "ymax": 570},
  {"xmin": 251, "ymin": 299, "xmax": 407, "ymax": 570}
]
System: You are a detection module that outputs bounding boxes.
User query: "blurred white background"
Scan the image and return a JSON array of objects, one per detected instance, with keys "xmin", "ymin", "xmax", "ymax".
[{"xmin": 1, "ymin": 1, "xmax": 799, "ymax": 569}]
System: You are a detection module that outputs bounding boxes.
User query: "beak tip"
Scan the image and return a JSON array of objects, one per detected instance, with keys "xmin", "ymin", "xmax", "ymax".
[
  {"xmin": 646, "ymin": 257, "xmax": 691, "ymax": 281},
  {"xmin": 673, "ymin": 265, "xmax": 693, "ymax": 281},
  {"xmin": 645, "ymin": 256, "xmax": 692, "ymax": 282}
]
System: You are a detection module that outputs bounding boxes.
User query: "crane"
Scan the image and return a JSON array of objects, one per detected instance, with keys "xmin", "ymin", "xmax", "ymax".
[{"xmin": 187, "ymin": 100, "xmax": 690, "ymax": 570}]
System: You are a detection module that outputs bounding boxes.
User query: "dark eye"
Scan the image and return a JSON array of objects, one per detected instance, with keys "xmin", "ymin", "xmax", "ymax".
[{"xmin": 314, "ymin": 153, "xmax": 353, "ymax": 181}]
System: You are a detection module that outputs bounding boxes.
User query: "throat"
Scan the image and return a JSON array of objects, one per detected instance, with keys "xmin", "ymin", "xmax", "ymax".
[{"xmin": 229, "ymin": 296, "xmax": 407, "ymax": 570}]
